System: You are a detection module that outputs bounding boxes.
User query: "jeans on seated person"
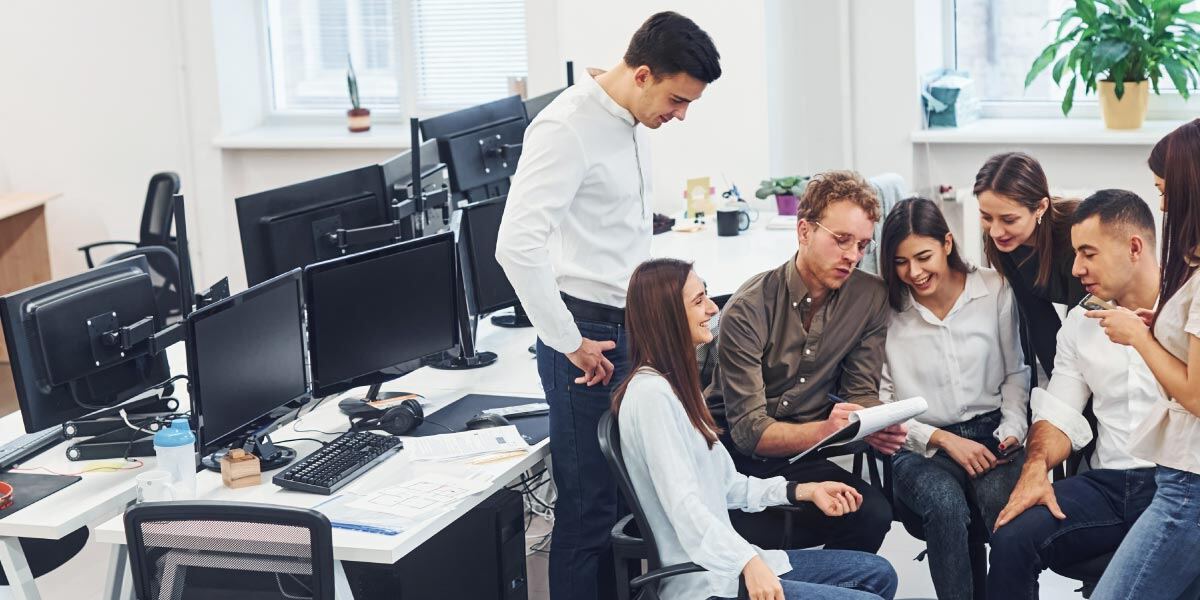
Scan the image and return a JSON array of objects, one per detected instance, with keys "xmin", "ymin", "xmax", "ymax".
[
  {"xmin": 987, "ymin": 467, "xmax": 1157, "ymax": 600},
  {"xmin": 1091, "ymin": 466, "xmax": 1200, "ymax": 599},
  {"xmin": 536, "ymin": 318, "xmax": 628, "ymax": 600},
  {"xmin": 891, "ymin": 409, "xmax": 1023, "ymax": 600},
  {"xmin": 708, "ymin": 548, "xmax": 897, "ymax": 600},
  {"xmin": 722, "ymin": 434, "xmax": 892, "ymax": 553}
]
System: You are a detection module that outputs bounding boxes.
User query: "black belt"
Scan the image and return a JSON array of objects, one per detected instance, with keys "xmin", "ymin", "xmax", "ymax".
[{"xmin": 562, "ymin": 294, "xmax": 624, "ymax": 325}]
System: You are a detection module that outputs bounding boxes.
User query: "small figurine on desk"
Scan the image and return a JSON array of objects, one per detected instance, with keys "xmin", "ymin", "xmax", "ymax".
[{"xmin": 220, "ymin": 448, "xmax": 262, "ymax": 489}]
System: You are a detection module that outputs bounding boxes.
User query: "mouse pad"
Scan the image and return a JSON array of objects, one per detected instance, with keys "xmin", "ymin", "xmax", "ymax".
[
  {"xmin": 0, "ymin": 472, "xmax": 82, "ymax": 519},
  {"xmin": 410, "ymin": 394, "xmax": 549, "ymax": 444}
]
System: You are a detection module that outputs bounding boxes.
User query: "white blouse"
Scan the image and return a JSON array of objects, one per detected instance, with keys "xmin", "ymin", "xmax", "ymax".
[
  {"xmin": 880, "ymin": 267, "xmax": 1031, "ymax": 456},
  {"xmin": 619, "ymin": 369, "xmax": 791, "ymax": 600},
  {"xmin": 1129, "ymin": 268, "xmax": 1200, "ymax": 473}
]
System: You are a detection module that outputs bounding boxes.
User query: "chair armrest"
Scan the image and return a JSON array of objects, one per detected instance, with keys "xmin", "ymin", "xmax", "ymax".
[
  {"xmin": 77, "ymin": 240, "xmax": 137, "ymax": 268},
  {"xmin": 629, "ymin": 562, "xmax": 707, "ymax": 589}
]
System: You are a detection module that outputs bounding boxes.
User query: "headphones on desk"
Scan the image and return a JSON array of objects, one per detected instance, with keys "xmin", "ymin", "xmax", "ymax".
[{"xmin": 340, "ymin": 397, "xmax": 425, "ymax": 436}]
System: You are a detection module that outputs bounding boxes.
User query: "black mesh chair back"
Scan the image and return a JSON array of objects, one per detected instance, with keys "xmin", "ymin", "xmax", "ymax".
[
  {"xmin": 124, "ymin": 502, "xmax": 335, "ymax": 600},
  {"xmin": 103, "ymin": 245, "xmax": 183, "ymax": 324},
  {"xmin": 140, "ymin": 172, "xmax": 181, "ymax": 248}
]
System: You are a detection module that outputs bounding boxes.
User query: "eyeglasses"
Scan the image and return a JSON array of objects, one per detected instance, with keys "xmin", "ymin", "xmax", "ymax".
[{"xmin": 812, "ymin": 221, "xmax": 876, "ymax": 256}]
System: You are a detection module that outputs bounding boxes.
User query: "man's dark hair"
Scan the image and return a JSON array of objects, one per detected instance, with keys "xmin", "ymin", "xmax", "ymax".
[
  {"xmin": 1071, "ymin": 188, "xmax": 1157, "ymax": 247},
  {"xmin": 623, "ymin": 12, "xmax": 721, "ymax": 83}
]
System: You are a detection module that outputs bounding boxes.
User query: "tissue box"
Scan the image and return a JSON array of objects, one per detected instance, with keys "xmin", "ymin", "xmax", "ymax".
[{"xmin": 923, "ymin": 72, "xmax": 980, "ymax": 129}]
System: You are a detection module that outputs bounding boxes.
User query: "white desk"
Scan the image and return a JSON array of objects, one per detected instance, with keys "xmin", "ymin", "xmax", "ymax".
[{"xmin": 70, "ymin": 223, "xmax": 788, "ymax": 598}]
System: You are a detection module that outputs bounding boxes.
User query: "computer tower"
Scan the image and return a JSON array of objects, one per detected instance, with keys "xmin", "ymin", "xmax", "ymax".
[{"xmin": 345, "ymin": 488, "xmax": 529, "ymax": 600}]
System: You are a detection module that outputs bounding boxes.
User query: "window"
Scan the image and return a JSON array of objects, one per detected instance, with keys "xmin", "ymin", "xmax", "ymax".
[
  {"xmin": 265, "ymin": 0, "xmax": 528, "ymax": 117},
  {"xmin": 951, "ymin": 0, "xmax": 1198, "ymax": 114}
]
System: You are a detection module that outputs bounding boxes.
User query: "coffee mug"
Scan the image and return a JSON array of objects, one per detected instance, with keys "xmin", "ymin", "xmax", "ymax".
[
  {"xmin": 136, "ymin": 470, "xmax": 178, "ymax": 503},
  {"xmin": 716, "ymin": 206, "xmax": 751, "ymax": 236}
]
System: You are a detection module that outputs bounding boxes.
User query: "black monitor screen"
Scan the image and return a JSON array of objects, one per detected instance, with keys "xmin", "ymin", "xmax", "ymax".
[
  {"xmin": 0, "ymin": 256, "xmax": 169, "ymax": 433},
  {"xmin": 419, "ymin": 95, "xmax": 527, "ymax": 202},
  {"xmin": 187, "ymin": 270, "xmax": 307, "ymax": 453},
  {"xmin": 460, "ymin": 197, "xmax": 517, "ymax": 315},
  {"xmin": 305, "ymin": 232, "xmax": 458, "ymax": 398}
]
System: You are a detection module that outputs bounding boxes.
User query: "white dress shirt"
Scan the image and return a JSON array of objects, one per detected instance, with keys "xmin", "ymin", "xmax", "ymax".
[
  {"xmin": 1032, "ymin": 307, "xmax": 1159, "ymax": 471},
  {"xmin": 1128, "ymin": 270, "xmax": 1200, "ymax": 473},
  {"xmin": 619, "ymin": 370, "xmax": 791, "ymax": 600},
  {"xmin": 495, "ymin": 71, "xmax": 653, "ymax": 354},
  {"xmin": 880, "ymin": 267, "xmax": 1030, "ymax": 456}
]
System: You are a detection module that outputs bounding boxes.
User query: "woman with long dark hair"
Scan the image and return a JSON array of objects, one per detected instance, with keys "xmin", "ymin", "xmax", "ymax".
[
  {"xmin": 1090, "ymin": 119, "xmax": 1200, "ymax": 599},
  {"xmin": 878, "ymin": 198, "xmax": 1029, "ymax": 600},
  {"xmin": 611, "ymin": 258, "xmax": 897, "ymax": 600},
  {"xmin": 974, "ymin": 152, "xmax": 1084, "ymax": 382}
]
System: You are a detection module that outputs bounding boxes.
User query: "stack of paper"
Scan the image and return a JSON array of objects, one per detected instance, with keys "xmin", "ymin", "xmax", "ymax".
[
  {"xmin": 405, "ymin": 425, "xmax": 530, "ymax": 462},
  {"xmin": 345, "ymin": 473, "xmax": 492, "ymax": 520}
]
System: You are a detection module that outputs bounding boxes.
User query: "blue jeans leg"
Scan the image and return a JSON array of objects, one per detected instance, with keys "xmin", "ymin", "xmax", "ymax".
[
  {"xmin": 777, "ymin": 548, "xmax": 898, "ymax": 600},
  {"xmin": 1093, "ymin": 466, "xmax": 1200, "ymax": 600},
  {"xmin": 537, "ymin": 319, "xmax": 629, "ymax": 600},
  {"xmin": 987, "ymin": 468, "xmax": 1157, "ymax": 600}
]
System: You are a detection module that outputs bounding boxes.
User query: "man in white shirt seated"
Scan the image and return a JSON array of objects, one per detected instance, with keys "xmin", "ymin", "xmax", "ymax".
[{"xmin": 987, "ymin": 189, "xmax": 1162, "ymax": 600}]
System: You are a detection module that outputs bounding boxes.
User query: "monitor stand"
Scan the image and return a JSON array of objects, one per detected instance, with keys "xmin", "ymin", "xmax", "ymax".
[
  {"xmin": 432, "ymin": 315, "xmax": 497, "ymax": 370},
  {"xmin": 201, "ymin": 434, "xmax": 296, "ymax": 473},
  {"xmin": 490, "ymin": 304, "xmax": 532, "ymax": 328}
]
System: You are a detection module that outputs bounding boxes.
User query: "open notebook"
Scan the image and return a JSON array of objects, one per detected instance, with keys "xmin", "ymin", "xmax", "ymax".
[{"xmin": 789, "ymin": 397, "xmax": 928, "ymax": 463}]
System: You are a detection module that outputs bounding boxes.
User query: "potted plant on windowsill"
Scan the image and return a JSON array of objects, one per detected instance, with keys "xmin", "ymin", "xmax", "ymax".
[
  {"xmin": 755, "ymin": 176, "xmax": 809, "ymax": 216},
  {"xmin": 1025, "ymin": 0, "xmax": 1200, "ymax": 130},
  {"xmin": 347, "ymin": 56, "xmax": 370, "ymax": 133}
]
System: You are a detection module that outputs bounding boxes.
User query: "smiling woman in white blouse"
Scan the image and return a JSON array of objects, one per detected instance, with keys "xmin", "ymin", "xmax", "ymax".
[
  {"xmin": 878, "ymin": 198, "xmax": 1031, "ymax": 600},
  {"xmin": 611, "ymin": 258, "xmax": 897, "ymax": 600}
]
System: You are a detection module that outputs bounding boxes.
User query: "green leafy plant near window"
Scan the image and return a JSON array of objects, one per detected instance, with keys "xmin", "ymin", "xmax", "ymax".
[
  {"xmin": 347, "ymin": 55, "xmax": 361, "ymax": 110},
  {"xmin": 1025, "ymin": 0, "xmax": 1200, "ymax": 115}
]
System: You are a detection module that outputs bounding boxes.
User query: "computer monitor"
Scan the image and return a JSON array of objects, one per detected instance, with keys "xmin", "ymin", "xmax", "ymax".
[
  {"xmin": 185, "ymin": 269, "xmax": 307, "ymax": 470},
  {"xmin": 419, "ymin": 95, "xmax": 528, "ymax": 204},
  {"xmin": 379, "ymin": 138, "xmax": 451, "ymax": 232},
  {"xmin": 456, "ymin": 196, "xmax": 528, "ymax": 328},
  {"xmin": 235, "ymin": 165, "xmax": 391, "ymax": 287},
  {"xmin": 0, "ymin": 256, "xmax": 171, "ymax": 433},
  {"xmin": 304, "ymin": 232, "xmax": 460, "ymax": 401}
]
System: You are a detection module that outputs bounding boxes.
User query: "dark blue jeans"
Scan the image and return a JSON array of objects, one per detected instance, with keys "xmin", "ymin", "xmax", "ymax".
[
  {"xmin": 709, "ymin": 548, "xmax": 898, "ymax": 600},
  {"xmin": 891, "ymin": 410, "xmax": 1022, "ymax": 600},
  {"xmin": 537, "ymin": 318, "xmax": 629, "ymax": 600},
  {"xmin": 987, "ymin": 467, "xmax": 1157, "ymax": 600}
]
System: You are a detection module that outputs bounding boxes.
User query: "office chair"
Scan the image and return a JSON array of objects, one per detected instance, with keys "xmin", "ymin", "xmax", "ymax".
[
  {"xmin": 101, "ymin": 245, "xmax": 185, "ymax": 325},
  {"xmin": 79, "ymin": 172, "xmax": 181, "ymax": 268},
  {"xmin": 0, "ymin": 527, "xmax": 89, "ymax": 586},
  {"xmin": 124, "ymin": 501, "xmax": 340, "ymax": 600},
  {"xmin": 598, "ymin": 411, "xmax": 749, "ymax": 600}
]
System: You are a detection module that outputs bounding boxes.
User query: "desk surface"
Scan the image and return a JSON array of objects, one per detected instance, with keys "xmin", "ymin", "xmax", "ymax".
[
  {"xmin": 0, "ymin": 193, "xmax": 57, "ymax": 222},
  {"xmin": 6, "ymin": 222, "xmax": 791, "ymax": 561}
]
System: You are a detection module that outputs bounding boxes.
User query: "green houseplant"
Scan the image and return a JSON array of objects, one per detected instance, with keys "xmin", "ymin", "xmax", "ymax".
[
  {"xmin": 755, "ymin": 176, "xmax": 809, "ymax": 216},
  {"xmin": 347, "ymin": 56, "xmax": 370, "ymax": 132},
  {"xmin": 1025, "ymin": 0, "xmax": 1200, "ymax": 129}
]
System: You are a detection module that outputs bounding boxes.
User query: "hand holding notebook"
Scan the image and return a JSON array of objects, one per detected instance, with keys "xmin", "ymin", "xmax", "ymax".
[{"xmin": 789, "ymin": 396, "xmax": 928, "ymax": 463}]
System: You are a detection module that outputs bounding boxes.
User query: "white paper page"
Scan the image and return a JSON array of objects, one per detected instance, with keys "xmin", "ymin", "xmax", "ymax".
[
  {"xmin": 405, "ymin": 425, "xmax": 529, "ymax": 461},
  {"xmin": 789, "ymin": 397, "xmax": 928, "ymax": 463},
  {"xmin": 344, "ymin": 473, "xmax": 491, "ymax": 519}
]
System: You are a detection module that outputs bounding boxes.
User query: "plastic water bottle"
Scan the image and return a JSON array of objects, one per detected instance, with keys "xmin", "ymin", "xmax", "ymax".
[{"xmin": 153, "ymin": 419, "xmax": 197, "ymax": 500}]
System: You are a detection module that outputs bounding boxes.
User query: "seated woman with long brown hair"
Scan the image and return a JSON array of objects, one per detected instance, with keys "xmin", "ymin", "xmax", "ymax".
[{"xmin": 610, "ymin": 258, "xmax": 897, "ymax": 600}]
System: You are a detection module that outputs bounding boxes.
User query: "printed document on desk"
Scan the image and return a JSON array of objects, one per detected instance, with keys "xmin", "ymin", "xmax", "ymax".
[
  {"xmin": 406, "ymin": 425, "xmax": 529, "ymax": 462},
  {"xmin": 344, "ymin": 473, "xmax": 491, "ymax": 520},
  {"xmin": 789, "ymin": 397, "xmax": 928, "ymax": 463}
]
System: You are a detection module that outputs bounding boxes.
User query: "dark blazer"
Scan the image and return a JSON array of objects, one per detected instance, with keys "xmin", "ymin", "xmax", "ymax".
[{"xmin": 996, "ymin": 243, "xmax": 1086, "ymax": 383}]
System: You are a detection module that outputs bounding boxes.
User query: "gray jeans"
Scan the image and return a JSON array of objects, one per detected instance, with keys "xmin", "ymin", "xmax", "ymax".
[{"xmin": 891, "ymin": 409, "xmax": 1023, "ymax": 600}]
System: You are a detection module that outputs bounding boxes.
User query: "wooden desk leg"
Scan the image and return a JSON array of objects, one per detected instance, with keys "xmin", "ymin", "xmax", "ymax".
[
  {"xmin": 334, "ymin": 561, "xmax": 353, "ymax": 598},
  {"xmin": 104, "ymin": 544, "xmax": 132, "ymax": 600},
  {"xmin": 0, "ymin": 536, "xmax": 40, "ymax": 600}
]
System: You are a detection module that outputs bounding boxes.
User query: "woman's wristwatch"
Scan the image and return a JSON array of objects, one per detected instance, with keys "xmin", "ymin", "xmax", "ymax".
[{"xmin": 786, "ymin": 481, "xmax": 806, "ymax": 506}]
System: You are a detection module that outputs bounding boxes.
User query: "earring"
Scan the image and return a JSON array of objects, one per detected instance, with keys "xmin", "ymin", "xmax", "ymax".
[{"xmin": 1037, "ymin": 213, "xmax": 1043, "ymax": 226}]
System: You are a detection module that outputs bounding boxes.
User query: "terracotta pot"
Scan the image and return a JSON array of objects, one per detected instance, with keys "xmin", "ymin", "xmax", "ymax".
[
  {"xmin": 347, "ymin": 107, "xmax": 371, "ymax": 133},
  {"xmin": 1098, "ymin": 81, "xmax": 1148, "ymax": 130}
]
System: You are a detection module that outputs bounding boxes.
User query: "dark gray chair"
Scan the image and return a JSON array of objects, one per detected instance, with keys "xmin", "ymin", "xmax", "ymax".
[
  {"xmin": 124, "ymin": 501, "xmax": 337, "ymax": 600},
  {"xmin": 79, "ymin": 172, "xmax": 181, "ymax": 268}
]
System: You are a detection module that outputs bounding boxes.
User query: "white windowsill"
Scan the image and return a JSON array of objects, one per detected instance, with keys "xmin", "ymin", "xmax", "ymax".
[
  {"xmin": 911, "ymin": 118, "xmax": 1189, "ymax": 145},
  {"xmin": 213, "ymin": 123, "xmax": 413, "ymax": 150}
]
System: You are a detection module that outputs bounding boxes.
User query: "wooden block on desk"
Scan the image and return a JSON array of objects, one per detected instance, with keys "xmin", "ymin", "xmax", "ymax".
[{"xmin": 220, "ymin": 448, "xmax": 262, "ymax": 488}]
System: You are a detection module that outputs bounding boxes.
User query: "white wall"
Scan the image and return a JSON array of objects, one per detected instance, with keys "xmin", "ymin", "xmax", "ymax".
[{"xmin": 0, "ymin": 1, "xmax": 193, "ymax": 279}]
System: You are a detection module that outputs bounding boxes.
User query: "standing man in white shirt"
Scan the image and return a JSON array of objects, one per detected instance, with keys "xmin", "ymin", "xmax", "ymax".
[
  {"xmin": 494, "ymin": 12, "xmax": 721, "ymax": 600},
  {"xmin": 986, "ymin": 190, "xmax": 1163, "ymax": 599}
]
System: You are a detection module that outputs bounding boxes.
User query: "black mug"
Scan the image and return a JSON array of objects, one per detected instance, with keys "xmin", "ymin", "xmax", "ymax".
[{"xmin": 716, "ymin": 207, "xmax": 751, "ymax": 236}]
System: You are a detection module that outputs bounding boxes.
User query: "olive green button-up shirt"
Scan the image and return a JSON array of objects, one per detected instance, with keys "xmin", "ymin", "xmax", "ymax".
[{"xmin": 705, "ymin": 255, "xmax": 891, "ymax": 459}]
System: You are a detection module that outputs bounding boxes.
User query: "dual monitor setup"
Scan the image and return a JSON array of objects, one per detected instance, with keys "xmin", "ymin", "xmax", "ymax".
[{"xmin": 0, "ymin": 67, "xmax": 572, "ymax": 479}]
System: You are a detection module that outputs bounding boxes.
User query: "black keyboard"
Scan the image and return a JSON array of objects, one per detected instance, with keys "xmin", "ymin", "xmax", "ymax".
[
  {"xmin": 0, "ymin": 427, "xmax": 64, "ymax": 471},
  {"xmin": 273, "ymin": 431, "xmax": 403, "ymax": 495}
]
